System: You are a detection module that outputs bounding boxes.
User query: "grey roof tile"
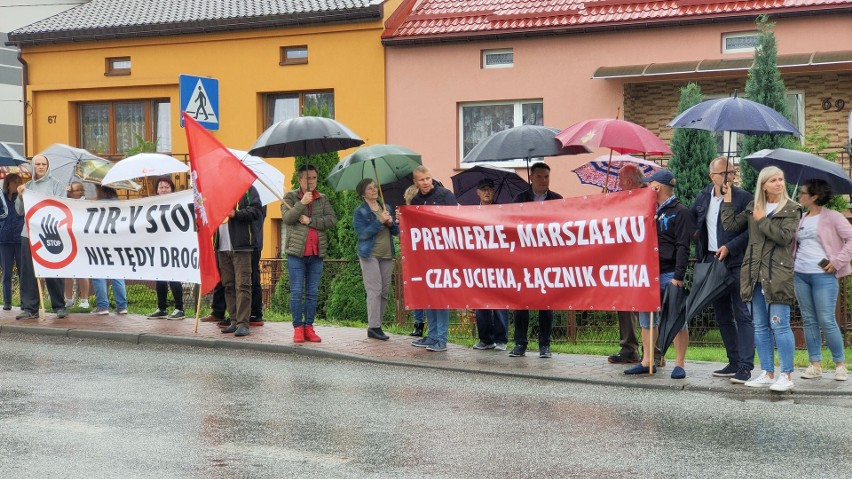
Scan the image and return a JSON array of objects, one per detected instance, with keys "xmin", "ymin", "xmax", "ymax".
[{"xmin": 9, "ymin": 0, "xmax": 384, "ymax": 45}]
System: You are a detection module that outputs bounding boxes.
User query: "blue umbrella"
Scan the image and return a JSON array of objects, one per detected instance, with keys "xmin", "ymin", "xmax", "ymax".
[
  {"xmin": 668, "ymin": 96, "xmax": 800, "ymax": 135},
  {"xmin": 0, "ymin": 142, "xmax": 27, "ymax": 167},
  {"xmin": 743, "ymin": 148, "xmax": 852, "ymax": 194}
]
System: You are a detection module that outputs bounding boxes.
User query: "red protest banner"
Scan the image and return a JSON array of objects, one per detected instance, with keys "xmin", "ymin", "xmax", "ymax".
[{"xmin": 399, "ymin": 188, "xmax": 660, "ymax": 312}]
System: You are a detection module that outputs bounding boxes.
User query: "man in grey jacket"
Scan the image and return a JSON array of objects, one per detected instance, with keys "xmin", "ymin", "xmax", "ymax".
[{"xmin": 14, "ymin": 154, "xmax": 68, "ymax": 319}]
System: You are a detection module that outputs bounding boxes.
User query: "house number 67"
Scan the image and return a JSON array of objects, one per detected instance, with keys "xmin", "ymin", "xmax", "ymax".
[{"xmin": 47, "ymin": 115, "xmax": 57, "ymax": 124}]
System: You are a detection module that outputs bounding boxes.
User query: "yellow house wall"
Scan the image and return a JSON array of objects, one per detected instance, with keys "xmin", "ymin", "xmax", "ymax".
[{"xmin": 21, "ymin": 12, "xmax": 395, "ymax": 258}]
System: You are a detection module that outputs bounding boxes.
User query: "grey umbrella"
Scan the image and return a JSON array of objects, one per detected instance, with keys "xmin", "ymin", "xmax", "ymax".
[
  {"xmin": 743, "ymin": 148, "xmax": 852, "ymax": 194},
  {"xmin": 0, "ymin": 142, "xmax": 27, "ymax": 167},
  {"xmin": 248, "ymin": 116, "xmax": 364, "ymax": 158},
  {"xmin": 462, "ymin": 125, "xmax": 590, "ymax": 180}
]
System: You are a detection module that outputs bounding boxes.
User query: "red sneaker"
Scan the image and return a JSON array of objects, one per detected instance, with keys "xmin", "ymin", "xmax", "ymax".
[
  {"xmin": 304, "ymin": 325, "xmax": 322, "ymax": 343},
  {"xmin": 293, "ymin": 326, "xmax": 305, "ymax": 343}
]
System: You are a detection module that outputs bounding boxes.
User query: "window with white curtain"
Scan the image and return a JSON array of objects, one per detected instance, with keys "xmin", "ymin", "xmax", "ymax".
[
  {"xmin": 79, "ymin": 99, "xmax": 170, "ymax": 155},
  {"xmin": 265, "ymin": 91, "xmax": 334, "ymax": 128},
  {"xmin": 458, "ymin": 99, "xmax": 543, "ymax": 167}
]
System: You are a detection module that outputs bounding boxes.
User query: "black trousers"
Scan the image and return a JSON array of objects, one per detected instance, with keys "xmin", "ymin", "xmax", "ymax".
[{"xmin": 513, "ymin": 310, "xmax": 553, "ymax": 347}]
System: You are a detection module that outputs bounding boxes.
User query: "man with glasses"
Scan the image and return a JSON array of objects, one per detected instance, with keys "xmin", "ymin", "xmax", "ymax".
[{"xmin": 691, "ymin": 156, "xmax": 754, "ymax": 384}]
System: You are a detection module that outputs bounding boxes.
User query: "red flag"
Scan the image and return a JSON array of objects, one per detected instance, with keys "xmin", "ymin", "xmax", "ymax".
[{"xmin": 183, "ymin": 112, "xmax": 257, "ymax": 294}]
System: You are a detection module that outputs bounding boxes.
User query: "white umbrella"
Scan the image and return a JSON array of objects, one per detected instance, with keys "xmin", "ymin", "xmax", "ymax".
[
  {"xmin": 101, "ymin": 153, "xmax": 189, "ymax": 185},
  {"xmin": 228, "ymin": 149, "xmax": 285, "ymax": 205}
]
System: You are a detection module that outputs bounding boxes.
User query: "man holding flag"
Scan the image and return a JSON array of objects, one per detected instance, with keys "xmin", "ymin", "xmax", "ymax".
[{"xmin": 183, "ymin": 112, "xmax": 258, "ymax": 326}]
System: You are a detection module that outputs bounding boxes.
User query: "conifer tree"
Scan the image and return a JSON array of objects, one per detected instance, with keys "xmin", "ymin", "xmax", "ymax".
[
  {"xmin": 668, "ymin": 83, "xmax": 717, "ymax": 207},
  {"xmin": 739, "ymin": 14, "xmax": 798, "ymax": 192}
]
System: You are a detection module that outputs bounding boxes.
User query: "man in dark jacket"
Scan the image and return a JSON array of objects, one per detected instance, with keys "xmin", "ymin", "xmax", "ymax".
[
  {"xmin": 216, "ymin": 186, "xmax": 262, "ymax": 337},
  {"xmin": 625, "ymin": 169, "xmax": 694, "ymax": 379},
  {"xmin": 691, "ymin": 157, "xmax": 753, "ymax": 383},
  {"xmin": 510, "ymin": 162, "xmax": 562, "ymax": 359},
  {"xmin": 409, "ymin": 165, "xmax": 457, "ymax": 352}
]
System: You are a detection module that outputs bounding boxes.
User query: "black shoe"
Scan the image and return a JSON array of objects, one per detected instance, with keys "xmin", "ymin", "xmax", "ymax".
[
  {"xmin": 3, "ymin": 304, "xmax": 11, "ymax": 311},
  {"xmin": 409, "ymin": 323, "xmax": 424, "ymax": 337},
  {"xmin": 729, "ymin": 368, "xmax": 752, "ymax": 384},
  {"xmin": 217, "ymin": 319, "xmax": 231, "ymax": 328},
  {"xmin": 608, "ymin": 353, "xmax": 641, "ymax": 364},
  {"xmin": 509, "ymin": 345, "xmax": 526, "ymax": 357},
  {"xmin": 713, "ymin": 363, "xmax": 739, "ymax": 377},
  {"xmin": 367, "ymin": 327, "xmax": 389, "ymax": 340},
  {"xmin": 221, "ymin": 324, "xmax": 238, "ymax": 333},
  {"xmin": 539, "ymin": 346, "xmax": 552, "ymax": 358},
  {"xmin": 15, "ymin": 310, "xmax": 37, "ymax": 320},
  {"xmin": 234, "ymin": 325, "xmax": 250, "ymax": 337}
]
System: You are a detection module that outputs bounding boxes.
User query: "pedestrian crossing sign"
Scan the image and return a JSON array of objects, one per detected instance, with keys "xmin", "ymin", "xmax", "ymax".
[{"xmin": 179, "ymin": 74, "xmax": 219, "ymax": 130}]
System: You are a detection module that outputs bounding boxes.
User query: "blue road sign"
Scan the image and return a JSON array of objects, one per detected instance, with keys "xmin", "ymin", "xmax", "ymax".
[{"xmin": 180, "ymin": 75, "xmax": 219, "ymax": 130}]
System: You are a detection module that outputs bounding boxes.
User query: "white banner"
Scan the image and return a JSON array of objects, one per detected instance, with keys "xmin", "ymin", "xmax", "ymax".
[{"xmin": 22, "ymin": 190, "xmax": 201, "ymax": 282}]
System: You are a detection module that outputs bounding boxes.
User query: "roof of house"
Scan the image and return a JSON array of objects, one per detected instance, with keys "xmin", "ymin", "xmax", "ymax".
[
  {"xmin": 382, "ymin": 0, "xmax": 852, "ymax": 44},
  {"xmin": 8, "ymin": 0, "xmax": 385, "ymax": 46}
]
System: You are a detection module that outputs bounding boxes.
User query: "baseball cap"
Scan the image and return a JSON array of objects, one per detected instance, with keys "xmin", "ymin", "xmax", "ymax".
[
  {"xmin": 477, "ymin": 178, "xmax": 495, "ymax": 189},
  {"xmin": 645, "ymin": 169, "xmax": 675, "ymax": 187}
]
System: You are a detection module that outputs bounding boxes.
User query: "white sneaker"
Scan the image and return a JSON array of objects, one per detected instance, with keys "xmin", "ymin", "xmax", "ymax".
[
  {"xmin": 801, "ymin": 364, "xmax": 822, "ymax": 379},
  {"xmin": 494, "ymin": 343, "xmax": 507, "ymax": 351},
  {"xmin": 835, "ymin": 365, "xmax": 848, "ymax": 381},
  {"xmin": 745, "ymin": 371, "xmax": 774, "ymax": 388},
  {"xmin": 769, "ymin": 373, "xmax": 794, "ymax": 392},
  {"xmin": 79, "ymin": 299, "xmax": 89, "ymax": 309},
  {"xmin": 64, "ymin": 298, "xmax": 75, "ymax": 308}
]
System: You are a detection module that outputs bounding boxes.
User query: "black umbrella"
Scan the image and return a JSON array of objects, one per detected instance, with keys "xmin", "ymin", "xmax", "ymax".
[
  {"xmin": 656, "ymin": 282, "xmax": 688, "ymax": 357},
  {"xmin": 248, "ymin": 116, "xmax": 364, "ymax": 158},
  {"xmin": 684, "ymin": 259, "xmax": 736, "ymax": 324},
  {"xmin": 380, "ymin": 174, "xmax": 414, "ymax": 209},
  {"xmin": 451, "ymin": 165, "xmax": 529, "ymax": 205},
  {"xmin": 743, "ymin": 148, "xmax": 852, "ymax": 194},
  {"xmin": 461, "ymin": 125, "xmax": 590, "ymax": 179}
]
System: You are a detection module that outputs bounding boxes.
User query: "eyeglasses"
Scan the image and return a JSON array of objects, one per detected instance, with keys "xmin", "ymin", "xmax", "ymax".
[
  {"xmin": 710, "ymin": 171, "xmax": 735, "ymax": 177},
  {"xmin": 799, "ymin": 190, "xmax": 811, "ymax": 196}
]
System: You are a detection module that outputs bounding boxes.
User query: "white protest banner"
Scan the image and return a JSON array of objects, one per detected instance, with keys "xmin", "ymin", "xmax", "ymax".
[{"xmin": 22, "ymin": 189, "xmax": 200, "ymax": 282}]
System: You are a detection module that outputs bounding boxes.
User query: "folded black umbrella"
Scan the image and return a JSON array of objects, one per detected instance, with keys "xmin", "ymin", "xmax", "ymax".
[
  {"xmin": 685, "ymin": 259, "xmax": 736, "ymax": 323},
  {"xmin": 656, "ymin": 282, "xmax": 688, "ymax": 357}
]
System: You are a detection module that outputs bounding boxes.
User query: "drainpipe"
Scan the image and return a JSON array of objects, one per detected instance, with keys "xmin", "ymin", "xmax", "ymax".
[{"xmin": 17, "ymin": 48, "xmax": 28, "ymax": 157}]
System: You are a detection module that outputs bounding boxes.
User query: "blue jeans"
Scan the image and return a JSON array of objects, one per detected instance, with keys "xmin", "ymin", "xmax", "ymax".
[
  {"xmin": 638, "ymin": 271, "xmax": 675, "ymax": 328},
  {"xmin": 425, "ymin": 309, "xmax": 449, "ymax": 343},
  {"xmin": 287, "ymin": 254, "xmax": 323, "ymax": 327},
  {"xmin": 0, "ymin": 242, "xmax": 21, "ymax": 306},
  {"xmin": 413, "ymin": 309, "xmax": 425, "ymax": 325},
  {"xmin": 91, "ymin": 278, "xmax": 127, "ymax": 310},
  {"xmin": 794, "ymin": 272, "xmax": 845, "ymax": 364},
  {"xmin": 750, "ymin": 283, "xmax": 794, "ymax": 374}
]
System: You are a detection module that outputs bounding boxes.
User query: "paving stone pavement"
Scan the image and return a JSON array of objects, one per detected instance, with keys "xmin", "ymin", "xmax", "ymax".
[{"xmin": 1, "ymin": 308, "xmax": 849, "ymax": 397}]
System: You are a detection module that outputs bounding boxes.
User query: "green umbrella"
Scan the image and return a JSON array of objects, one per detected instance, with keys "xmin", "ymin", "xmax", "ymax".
[{"xmin": 326, "ymin": 144, "xmax": 421, "ymax": 204}]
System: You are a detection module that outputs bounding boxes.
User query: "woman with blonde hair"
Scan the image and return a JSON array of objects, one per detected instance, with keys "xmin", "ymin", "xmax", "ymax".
[{"xmin": 722, "ymin": 166, "xmax": 800, "ymax": 391}]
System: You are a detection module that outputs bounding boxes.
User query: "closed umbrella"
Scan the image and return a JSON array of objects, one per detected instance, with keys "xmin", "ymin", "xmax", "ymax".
[
  {"xmin": 451, "ymin": 165, "xmax": 529, "ymax": 205},
  {"xmin": 683, "ymin": 259, "xmax": 736, "ymax": 326},
  {"xmin": 656, "ymin": 282, "xmax": 688, "ymax": 357},
  {"xmin": 743, "ymin": 148, "xmax": 852, "ymax": 194},
  {"xmin": 249, "ymin": 116, "xmax": 364, "ymax": 158}
]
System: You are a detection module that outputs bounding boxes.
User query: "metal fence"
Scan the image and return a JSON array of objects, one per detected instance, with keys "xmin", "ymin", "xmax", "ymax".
[{"xmin": 257, "ymin": 258, "xmax": 852, "ymax": 348}]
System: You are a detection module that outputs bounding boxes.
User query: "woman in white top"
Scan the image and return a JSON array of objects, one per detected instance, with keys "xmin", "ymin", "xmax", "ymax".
[{"xmin": 793, "ymin": 178, "xmax": 850, "ymax": 381}]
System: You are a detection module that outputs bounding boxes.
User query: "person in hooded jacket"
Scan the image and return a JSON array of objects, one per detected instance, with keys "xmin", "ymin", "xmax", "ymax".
[{"xmin": 14, "ymin": 154, "xmax": 67, "ymax": 319}]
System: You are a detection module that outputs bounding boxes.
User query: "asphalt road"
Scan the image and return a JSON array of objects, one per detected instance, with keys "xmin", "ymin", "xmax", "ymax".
[{"xmin": 1, "ymin": 333, "xmax": 850, "ymax": 478}]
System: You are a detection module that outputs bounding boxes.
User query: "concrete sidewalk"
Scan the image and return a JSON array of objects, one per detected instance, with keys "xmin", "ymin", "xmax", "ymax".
[{"xmin": 1, "ymin": 308, "xmax": 849, "ymax": 397}]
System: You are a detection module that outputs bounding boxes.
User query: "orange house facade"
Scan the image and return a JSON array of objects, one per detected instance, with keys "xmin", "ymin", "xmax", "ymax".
[
  {"xmin": 382, "ymin": 0, "xmax": 852, "ymax": 196},
  {"xmin": 8, "ymin": 0, "xmax": 403, "ymax": 258}
]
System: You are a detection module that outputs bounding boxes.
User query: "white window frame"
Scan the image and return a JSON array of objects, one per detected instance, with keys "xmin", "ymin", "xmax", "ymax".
[
  {"xmin": 482, "ymin": 49, "xmax": 514, "ymax": 69},
  {"xmin": 722, "ymin": 31, "xmax": 759, "ymax": 54},
  {"xmin": 458, "ymin": 99, "xmax": 543, "ymax": 168}
]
